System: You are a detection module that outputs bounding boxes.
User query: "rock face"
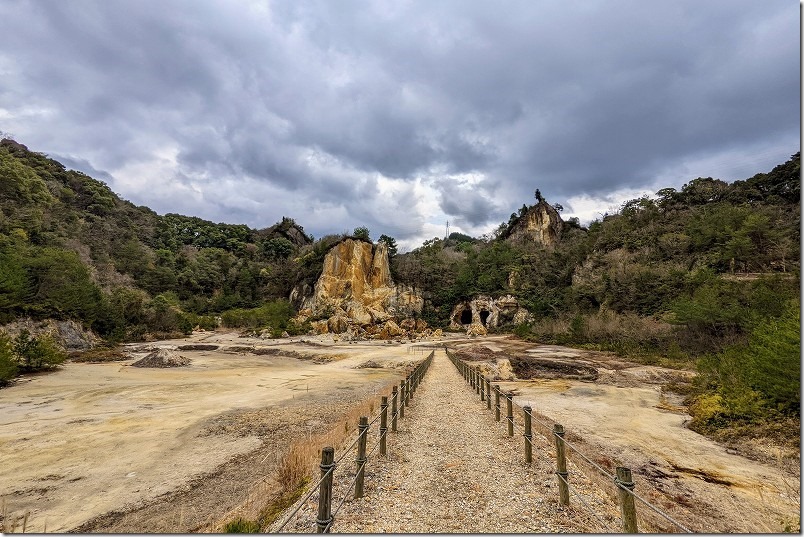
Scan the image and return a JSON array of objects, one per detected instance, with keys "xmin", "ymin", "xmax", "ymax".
[
  {"xmin": 0, "ymin": 318, "xmax": 98, "ymax": 351},
  {"xmin": 506, "ymin": 200, "xmax": 563, "ymax": 248},
  {"xmin": 449, "ymin": 295, "xmax": 532, "ymax": 333},
  {"xmin": 293, "ymin": 238, "xmax": 424, "ymax": 337}
]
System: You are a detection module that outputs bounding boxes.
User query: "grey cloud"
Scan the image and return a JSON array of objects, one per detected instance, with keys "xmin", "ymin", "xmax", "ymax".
[{"xmin": 0, "ymin": 0, "xmax": 797, "ymax": 244}]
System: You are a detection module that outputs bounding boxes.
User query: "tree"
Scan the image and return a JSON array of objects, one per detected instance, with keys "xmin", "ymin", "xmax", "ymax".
[
  {"xmin": 378, "ymin": 234, "xmax": 398, "ymax": 256},
  {"xmin": 353, "ymin": 226, "xmax": 371, "ymax": 241}
]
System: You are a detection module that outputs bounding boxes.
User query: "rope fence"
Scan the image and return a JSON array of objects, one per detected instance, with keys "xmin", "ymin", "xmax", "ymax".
[
  {"xmin": 446, "ymin": 349, "xmax": 695, "ymax": 534},
  {"xmin": 272, "ymin": 350, "xmax": 435, "ymax": 533}
]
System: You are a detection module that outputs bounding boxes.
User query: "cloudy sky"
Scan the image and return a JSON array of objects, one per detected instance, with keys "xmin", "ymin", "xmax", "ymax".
[{"xmin": 0, "ymin": 0, "xmax": 798, "ymax": 250}]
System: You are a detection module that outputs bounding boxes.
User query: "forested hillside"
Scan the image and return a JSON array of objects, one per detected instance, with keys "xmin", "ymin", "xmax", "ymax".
[
  {"xmin": 0, "ymin": 138, "xmax": 799, "ymax": 445},
  {"xmin": 0, "ymin": 138, "xmax": 315, "ymax": 343}
]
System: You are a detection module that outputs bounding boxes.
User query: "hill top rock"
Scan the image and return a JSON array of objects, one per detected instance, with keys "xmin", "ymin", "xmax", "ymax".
[{"xmin": 293, "ymin": 238, "xmax": 423, "ymax": 336}]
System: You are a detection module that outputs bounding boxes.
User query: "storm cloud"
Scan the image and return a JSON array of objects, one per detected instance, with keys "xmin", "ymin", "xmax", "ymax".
[{"xmin": 0, "ymin": 0, "xmax": 798, "ymax": 250}]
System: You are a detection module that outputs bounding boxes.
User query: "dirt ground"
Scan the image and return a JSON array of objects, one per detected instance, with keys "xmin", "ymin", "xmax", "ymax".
[
  {"xmin": 0, "ymin": 330, "xmax": 442, "ymax": 532},
  {"xmin": 452, "ymin": 337, "xmax": 801, "ymax": 533},
  {"xmin": 1, "ymin": 331, "xmax": 799, "ymax": 533}
]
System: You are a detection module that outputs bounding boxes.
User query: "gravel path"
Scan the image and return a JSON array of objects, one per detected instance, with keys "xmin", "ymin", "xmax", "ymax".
[{"xmin": 319, "ymin": 349, "xmax": 617, "ymax": 533}]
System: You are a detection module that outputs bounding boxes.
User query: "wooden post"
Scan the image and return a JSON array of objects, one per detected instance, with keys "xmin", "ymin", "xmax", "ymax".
[
  {"xmin": 316, "ymin": 447, "xmax": 335, "ymax": 533},
  {"xmin": 553, "ymin": 424, "xmax": 569, "ymax": 507},
  {"xmin": 485, "ymin": 379, "xmax": 492, "ymax": 410},
  {"xmin": 494, "ymin": 385, "xmax": 501, "ymax": 422},
  {"xmin": 470, "ymin": 367, "xmax": 475, "ymax": 389},
  {"xmin": 379, "ymin": 396, "xmax": 388, "ymax": 457},
  {"xmin": 480, "ymin": 373, "xmax": 485, "ymax": 401},
  {"xmin": 391, "ymin": 386, "xmax": 398, "ymax": 432},
  {"xmin": 506, "ymin": 392, "xmax": 514, "ymax": 437},
  {"xmin": 616, "ymin": 467, "xmax": 638, "ymax": 533},
  {"xmin": 523, "ymin": 406, "xmax": 533, "ymax": 464},
  {"xmin": 475, "ymin": 368, "xmax": 481, "ymax": 395},
  {"xmin": 400, "ymin": 380, "xmax": 406, "ymax": 418},
  {"xmin": 354, "ymin": 417, "xmax": 368, "ymax": 498}
]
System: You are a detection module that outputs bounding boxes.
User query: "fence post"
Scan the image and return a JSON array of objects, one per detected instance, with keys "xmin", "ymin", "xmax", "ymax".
[
  {"xmin": 485, "ymin": 379, "xmax": 492, "ymax": 410},
  {"xmin": 475, "ymin": 368, "xmax": 481, "ymax": 395},
  {"xmin": 480, "ymin": 373, "xmax": 486, "ymax": 401},
  {"xmin": 494, "ymin": 385, "xmax": 501, "ymax": 422},
  {"xmin": 470, "ymin": 367, "xmax": 475, "ymax": 389},
  {"xmin": 391, "ymin": 386, "xmax": 398, "ymax": 432},
  {"xmin": 316, "ymin": 447, "xmax": 335, "ymax": 533},
  {"xmin": 616, "ymin": 467, "xmax": 638, "ymax": 533},
  {"xmin": 400, "ymin": 380, "xmax": 406, "ymax": 418},
  {"xmin": 506, "ymin": 392, "xmax": 514, "ymax": 437},
  {"xmin": 379, "ymin": 396, "xmax": 388, "ymax": 457},
  {"xmin": 523, "ymin": 406, "xmax": 533, "ymax": 464},
  {"xmin": 354, "ymin": 417, "xmax": 368, "ymax": 499},
  {"xmin": 553, "ymin": 424, "xmax": 569, "ymax": 507}
]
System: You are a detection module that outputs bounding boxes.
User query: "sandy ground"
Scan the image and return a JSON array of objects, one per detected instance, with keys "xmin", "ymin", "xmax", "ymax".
[
  {"xmin": 0, "ymin": 331, "xmax": 444, "ymax": 532},
  {"xmin": 1, "ymin": 331, "xmax": 798, "ymax": 533},
  {"xmin": 459, "ymin": 336, "xmax": 800, "ymax": 533}
]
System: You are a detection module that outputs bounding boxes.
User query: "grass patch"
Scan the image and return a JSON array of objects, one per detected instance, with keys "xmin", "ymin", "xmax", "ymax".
[{"xmin": 223, "ymin": 517, "xmax": 260, "ymax": 533}]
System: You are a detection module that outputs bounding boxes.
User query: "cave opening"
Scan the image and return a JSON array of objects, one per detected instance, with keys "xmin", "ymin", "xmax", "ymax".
[
  {"xmin": 460, "ymin": 308, "xmax": 472, "ymax": 325},
  {"xmin": 479, "ymin": 310, "xmax": 490, "ymax": 326}
]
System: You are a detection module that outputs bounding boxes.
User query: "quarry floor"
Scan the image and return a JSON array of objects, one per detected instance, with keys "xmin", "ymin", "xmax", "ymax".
[{"xmin": 0, "ymin": 332, "xmax": 799, "ymax": 533}]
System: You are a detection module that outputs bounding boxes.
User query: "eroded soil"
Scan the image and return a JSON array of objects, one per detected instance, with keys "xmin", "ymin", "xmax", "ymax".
[
  {"xmin": 451, "ymin": 336, "xmax": 801, "ymax": 533},
  {"xmin": 0, "ymin": 331, "xmax": 438, "ymax": 532}
]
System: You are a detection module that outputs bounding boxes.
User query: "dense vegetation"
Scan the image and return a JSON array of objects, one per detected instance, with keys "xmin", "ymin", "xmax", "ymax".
[{"xmin": 0, "ymin": 137, "xmax": 799, "ymax": 447}]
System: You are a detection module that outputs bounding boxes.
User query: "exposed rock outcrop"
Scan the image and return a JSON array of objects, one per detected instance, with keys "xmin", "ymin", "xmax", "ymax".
[
  {"xmin": 0, "ymin": 318, "xmax": 99, "ymax": 351},
  {"xmin": 292, "ymin": 238, "xmax": 424, "ymax": 336},
  {"xmin": 505, "ymin": 200, "xmax": 563, "ymax": 248},
  {"xmin": 449, "ymin": 295, "xmax": 532, "ymax": 332}
]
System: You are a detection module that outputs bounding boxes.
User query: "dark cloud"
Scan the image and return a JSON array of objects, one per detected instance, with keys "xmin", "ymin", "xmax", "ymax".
[{"xmin": 0, "ymin": 0, "xmax": 797, "ymax": 246}]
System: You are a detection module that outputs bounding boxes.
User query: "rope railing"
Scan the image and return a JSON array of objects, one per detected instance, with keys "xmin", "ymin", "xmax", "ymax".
[
  {"xmin": 272, "ymin": 350, "xmax": 435, "ymax": 533},
  {"xmin": 446, "ymin": 349, "xmax": 695, "ymax": 534}
]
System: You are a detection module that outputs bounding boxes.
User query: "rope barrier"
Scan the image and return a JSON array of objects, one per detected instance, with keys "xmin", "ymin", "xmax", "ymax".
[
  {"xmin": 617, "ymin": 481, "xmax": 694, "ymax": 533},
  {"xmin": 559, "ymin": 436, "xmax": 616, "ymax": 481},
  {"xmin": 273, "ymin": 464, "xmax": 336, "ymax": 533},
  {"xmin": 448, "ymin": 349, "xmax": 696, "ymax": 535},
  {"xmin": 556, "ymin": 471, "xmax": 616, "ymax": 532},
  {"xmin": 323, "ymin": 460, "xmax": 366, "ymax": 532},
  {"xmin": 273, "ymin": 352, "xmax": 433, "ymax": 534}
]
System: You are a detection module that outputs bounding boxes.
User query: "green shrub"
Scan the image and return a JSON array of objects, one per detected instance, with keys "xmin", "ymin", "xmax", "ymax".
[
  {"xmin": 223, "ymin": 518, "xmax": 260, "ymax": 533},
  {"xmin": 13, "ymin": 329, "xmax": 66, "ymax": 372},
  {"xmin": 0, "ymin": 332, "xmax": 18, "ymax": 385}
]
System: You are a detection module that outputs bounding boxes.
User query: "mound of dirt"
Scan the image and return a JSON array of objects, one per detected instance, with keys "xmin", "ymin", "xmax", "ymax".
[
  {"xmin": 131, "ymin": 349, "xmax": 191, "ymax": 368},
  {"xmin": 458, "ymin": 345, "xmax": 497, "ymax": 360},
  {"xmin": 509, "ymin": 356, "xmax": 598, "ymax": 381},
  {"xmin": 177, "ymin": 344, "xmax": 219, "ymax": 351},
  {"xmin": 355, "ymin": 360, "xmax": 383, "ymax": 369}
]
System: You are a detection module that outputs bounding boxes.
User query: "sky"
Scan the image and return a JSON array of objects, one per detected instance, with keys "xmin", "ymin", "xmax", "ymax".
[{"xmin": 0, "ymin": 0, "xmax": 799, "ymax": 251}]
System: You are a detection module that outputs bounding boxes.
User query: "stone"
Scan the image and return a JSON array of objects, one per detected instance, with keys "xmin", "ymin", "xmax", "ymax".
[
  {"xmin": 293, "ymin": 238, "xmax": 424, "ymax": 331},
  {"xmin": 466, "ymin": 323, "xmax": 487, "ymax": 337},
  {"xmin": 449, "ymin": 295, "xmax": 532, "ymax": 331},
  {"xmin": 327, "ymin": 314, "xmax": 349, "ymax": 334},
  {"xmin": 505, "ymin": 199, "xmax": 563, "ymax": 248}
]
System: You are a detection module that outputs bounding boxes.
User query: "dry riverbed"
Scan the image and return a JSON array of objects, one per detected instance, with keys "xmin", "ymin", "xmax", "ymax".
[{"xmin": 0, "ymin": 330, "xmax": 437, "ymax": 532}]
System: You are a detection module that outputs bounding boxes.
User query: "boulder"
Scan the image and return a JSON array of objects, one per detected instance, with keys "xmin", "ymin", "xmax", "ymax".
[
  {"xmin": 466, "ymin": 323, "xmax": 487, "ymax": 337},
  {"xmin": 327, "ymin": 315, "xmax": 349, "ymax": 334}
]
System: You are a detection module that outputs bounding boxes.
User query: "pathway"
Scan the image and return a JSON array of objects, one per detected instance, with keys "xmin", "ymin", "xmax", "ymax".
[{"xmin": 325, "ymin": 349, "xmax": 615, "ymax": 533}]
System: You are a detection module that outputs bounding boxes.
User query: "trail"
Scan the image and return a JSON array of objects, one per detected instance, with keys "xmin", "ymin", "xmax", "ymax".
[{"xmin": 325, "ymin": 349, "xmax": 615, "ymax": 533}]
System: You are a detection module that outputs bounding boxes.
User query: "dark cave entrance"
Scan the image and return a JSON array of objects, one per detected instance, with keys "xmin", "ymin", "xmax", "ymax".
[
  {"xmin": 460, "ymin": 308, "xmax": 473, "ymax": 325},
  {"xmin": 479, "ymin": 310, "xmax": 490, "ymax": 326}
]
